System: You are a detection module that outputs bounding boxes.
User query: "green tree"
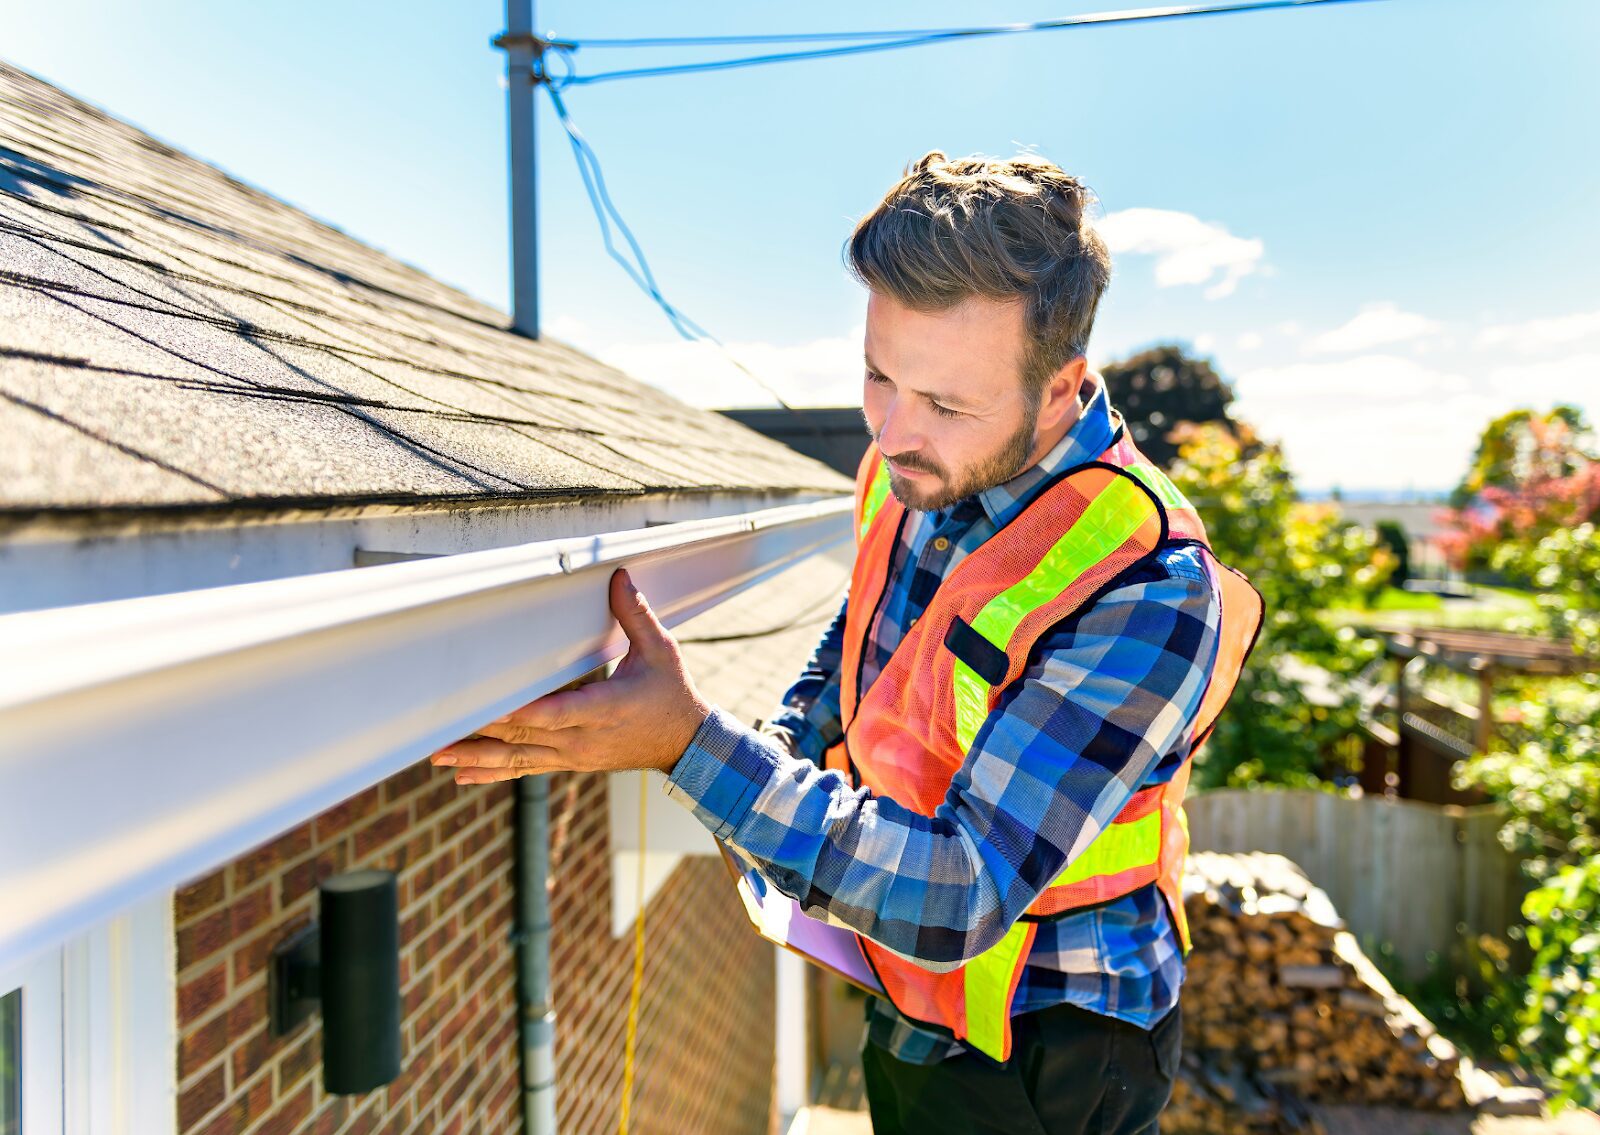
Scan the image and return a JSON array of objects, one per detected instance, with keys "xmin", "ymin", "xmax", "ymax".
[
  {"xmin": 1165, "ymin": 422, "xmax": 1394, "ymax": 789},
  {"xmin": 1101, "ymin": 344, "xmax": 1238, "ymax": 468},
  {"xmin": 1454, "ymin": 494, "xmax": 1600, "ymax": 1110},
  {"xmin": 1437, "ymin": 407, "xmax": 1599, "ymax": 582},
  {"xmin": 1375, "ymin": 519, "xmax": 1410, "ymax": 588},
  {"xmin": 1450, "ymin": 406, "xmax": 1594, "ymax": 508}
]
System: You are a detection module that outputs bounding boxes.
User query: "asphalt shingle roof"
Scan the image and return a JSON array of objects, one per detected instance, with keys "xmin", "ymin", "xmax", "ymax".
[{"xmin": 0, "ymin": 60, "xmax": 853, "ymax": 514}]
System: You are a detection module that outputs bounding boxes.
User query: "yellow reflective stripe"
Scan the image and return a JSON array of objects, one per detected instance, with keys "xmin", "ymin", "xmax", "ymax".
[
  {"xmin": 962, "ymin": 919, "xmax": 1032, "ymax": 1062},
  {"xmin": 951, "ymin": 657, "xmax": 989, "ymax": 752},
  {"xmin": 952, "ymin": 476, "xmax": 1157, "ymax": 751},
  {"xmin": 969, "ymin": 476, "xmax": 1154, "ymax": 654},
  {"xmin": 1050, "ymin": 808, "xmax": 1163, "ymax": 888},
  {"xmin": 859, "ymin": 458, "xmax": 891, "ymax": 539},
  {"xmin": 1126, "ymin": 461, "xmax": 1190, "ymax": 513}
]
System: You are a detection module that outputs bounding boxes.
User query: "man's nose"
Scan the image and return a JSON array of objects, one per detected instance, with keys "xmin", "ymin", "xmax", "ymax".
[{"xmin": 875, "ymin": 397, "xmax": 923, "ymax": 459}]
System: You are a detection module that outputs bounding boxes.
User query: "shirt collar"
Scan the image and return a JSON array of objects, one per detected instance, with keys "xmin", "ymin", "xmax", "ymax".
[{"xmin": 968, "ymin": 370, "xmax": 1117, "ymax": 527}]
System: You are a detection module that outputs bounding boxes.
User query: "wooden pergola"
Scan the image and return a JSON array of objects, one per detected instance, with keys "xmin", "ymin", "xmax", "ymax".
[{"xmin": 1354, "ymin": 624, "xmax": 1596, "ymax": 804}]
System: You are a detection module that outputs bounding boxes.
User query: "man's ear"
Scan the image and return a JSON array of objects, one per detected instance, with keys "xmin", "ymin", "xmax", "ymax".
[{"xmin": 1037, "ymin": 356, "xmax": 1088, "ymax": 433}]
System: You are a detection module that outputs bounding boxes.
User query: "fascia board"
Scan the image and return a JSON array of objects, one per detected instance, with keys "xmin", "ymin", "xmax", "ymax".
[{"xmin": 0, "ymin": 495, "xmax": 851, "ymax": 974}]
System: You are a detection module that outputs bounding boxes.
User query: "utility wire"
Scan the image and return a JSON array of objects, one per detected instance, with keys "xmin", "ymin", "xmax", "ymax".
[
  {"xmin": 542, "ymin": 82, "xmax": 797, "ymax": 410},
  {"xmin": 546, "ymin": 0, "xmax": 1378, "ymax": 87},
  {"xmin": 535, "ymin": 0, "xmax": 1377, "ymax": 413}
]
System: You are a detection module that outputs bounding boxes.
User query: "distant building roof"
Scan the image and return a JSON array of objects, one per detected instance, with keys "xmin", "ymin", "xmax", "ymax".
[
  {"xmin": 717, "ymin": 407, "xmax": 871, "ymax": 480},
  {"xmin": 0, "ymin": 60, "xmax": 850, "ymax": 517}
]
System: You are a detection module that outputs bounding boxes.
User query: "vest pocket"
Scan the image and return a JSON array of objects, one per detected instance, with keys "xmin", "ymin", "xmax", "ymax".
[{"xmin": 943, "ymin": 616, "xmax": 1009, "ymax": 686}]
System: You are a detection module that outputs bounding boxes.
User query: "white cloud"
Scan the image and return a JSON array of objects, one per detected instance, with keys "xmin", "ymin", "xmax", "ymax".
[
  {"xmin": 596, "ymin": 325, "xmax": 866, "ymax": 409},
  {"xmin": 542, "ymin": 312, "xmax": 591, "ymax": 342},
  {"xmin": 1477, "ymin": 309, "xmax": 1600, "ymax": 354},
  {"xmin": 1485, "ymin": 353, "xmax": 1600, "ymax": 417},
  {"xmin": 1305, "ymin": 303, "xmax": 1442, "ymax": 354},
  {"xmin": 1232, "ymin": 355, "xmax": 1499, "ymax": 491},
  {"xmin": 1193, "ymin": 333, "xmax": 1216, "ymax": 354},
  {"xmin": 1094, "ymin": 208, "xmax": 1264, "ymax": 299},
  {"xmin": 1236, "ymin": 332, "xmax": 1263, "ymax": 351}
]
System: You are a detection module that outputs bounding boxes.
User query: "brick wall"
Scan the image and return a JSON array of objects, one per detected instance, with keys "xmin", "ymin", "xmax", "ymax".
[
  {"xmin": 173, "ymin": 762, "xmax": 777, "ymax": 1135},
  {"xmin": 546, "ymin": 769, "xmax": 777, "ymax": 1135},
  {"xmin": 173, "ymin": 764, "xmax": 521, "ymax": 1135}
]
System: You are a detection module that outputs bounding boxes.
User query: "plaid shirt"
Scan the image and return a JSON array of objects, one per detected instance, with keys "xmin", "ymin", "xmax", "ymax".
[{"xmin": 664, "ymin": 373, "xmax": 1222, "ymax": 1064}]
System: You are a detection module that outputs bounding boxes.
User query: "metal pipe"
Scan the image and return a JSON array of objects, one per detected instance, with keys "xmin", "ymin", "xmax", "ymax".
[
  {"xmin": 517, "ymin": 773, "xmax": 557, "ymax": 1134},
  {"xmin": 503, "ymin": 0, "xmax": 540, "ymax": 337}
]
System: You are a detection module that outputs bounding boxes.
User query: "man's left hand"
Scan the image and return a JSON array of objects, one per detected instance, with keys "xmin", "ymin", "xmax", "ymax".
[{"xmin": 430, "ymin": 567, "xmax": 711, "ymax": 784}]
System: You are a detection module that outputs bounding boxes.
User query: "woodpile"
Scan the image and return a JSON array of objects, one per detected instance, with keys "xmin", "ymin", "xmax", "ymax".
[{"xmin": 1165, "ymin": 852, "xmax": 1467, "ymax": 1135}]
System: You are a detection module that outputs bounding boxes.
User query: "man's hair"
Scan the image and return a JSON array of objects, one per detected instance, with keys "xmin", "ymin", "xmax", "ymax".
[{"xmin": 844, "ymin": 150, "xmax": 1112, "ymax": 404}]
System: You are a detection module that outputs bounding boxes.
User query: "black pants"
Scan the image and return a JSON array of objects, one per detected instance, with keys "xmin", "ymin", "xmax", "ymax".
[{"xmin": 861, "ymin": 1000, "xmax": 1181, "ymax": 1135}]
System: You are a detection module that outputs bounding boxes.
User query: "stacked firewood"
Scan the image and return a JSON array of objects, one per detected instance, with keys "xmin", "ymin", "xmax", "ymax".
[{"xmin": 1164, "ymin": 852, "xmax": 1466, "ymax": 1135}]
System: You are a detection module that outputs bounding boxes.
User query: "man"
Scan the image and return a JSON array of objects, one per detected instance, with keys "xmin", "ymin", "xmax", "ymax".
[{"xmin": 431, "ymin": 151, "xmax": 1262, "ymax": 1133}]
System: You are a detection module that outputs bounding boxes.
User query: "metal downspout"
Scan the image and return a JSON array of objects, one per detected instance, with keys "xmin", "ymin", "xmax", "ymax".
[{"xmin": 517, "ymin": 773, "xmax": 557, "ymax": 1134}]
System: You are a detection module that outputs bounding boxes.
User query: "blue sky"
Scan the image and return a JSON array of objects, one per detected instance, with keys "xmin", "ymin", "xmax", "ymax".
[{"xmin": 5, "ymin": 0, "xmax": 1597, "ymax": 492}]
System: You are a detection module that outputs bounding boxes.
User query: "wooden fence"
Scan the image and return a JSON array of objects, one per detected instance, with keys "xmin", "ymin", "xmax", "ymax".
[{"xmin": 1185, "ymin": 789, "xmax": 1532, "ymax": 978}]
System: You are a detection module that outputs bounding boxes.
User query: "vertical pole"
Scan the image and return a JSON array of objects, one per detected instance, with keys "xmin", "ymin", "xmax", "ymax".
[
  {"xmin": 504, "ymin": 0, "xmax": 540, "ymax": 337},
  {"xmin": 517, "ymin": 775, "xmax": 557, "ymax": 1135},
  {"xmin": 1472, "ymin": 659, "xmax": 1494, "ymax": 756}
]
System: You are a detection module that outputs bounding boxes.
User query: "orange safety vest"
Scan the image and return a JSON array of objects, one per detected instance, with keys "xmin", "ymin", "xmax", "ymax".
[{"xmin": 818, "ymin": 419, "xmax": 1264, "ymax": 1064}]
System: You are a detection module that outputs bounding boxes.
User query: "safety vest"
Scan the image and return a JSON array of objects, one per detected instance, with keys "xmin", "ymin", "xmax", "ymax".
[{"xmin": 817, "ymin": 420, "xmax": 1264, "ymax": 1064}]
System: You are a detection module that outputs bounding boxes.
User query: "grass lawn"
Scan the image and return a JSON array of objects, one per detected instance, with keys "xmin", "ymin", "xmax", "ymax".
[{"xmin": 1325, "ymin": 584, "xmax": 1541, "ymax": 631}]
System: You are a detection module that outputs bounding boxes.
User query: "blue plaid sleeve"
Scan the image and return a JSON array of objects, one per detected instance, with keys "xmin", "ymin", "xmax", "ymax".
[
  {"xmin": 663, "ymin": 551, "xmax": 1222, "ymax": 969},
  {"xmin": 759, "ymin": 590, "xmax": 847, "ymax": 766}
]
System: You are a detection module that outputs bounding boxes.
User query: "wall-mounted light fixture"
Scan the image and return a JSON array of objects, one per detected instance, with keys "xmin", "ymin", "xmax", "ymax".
[{"xmin": 270, "ymin": 869, "xmax": 402, "ymax": 1095}]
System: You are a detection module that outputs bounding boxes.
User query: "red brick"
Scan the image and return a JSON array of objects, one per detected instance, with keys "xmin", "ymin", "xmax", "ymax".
[
  {"xmin": 312, "ymin": 787, "xmax": 381, "ymax": 843},
  {"xmin": 411, "ymin": 780, "xmax": 459, "ymax": 823},
  {"xmin": 178, "ymin": 1011, "xmax": 229, "ymax": 1079},
  {"xmin": 252, "ymin": 1081, "xmax": 312, "ymax": 1135},
  {"xmin": 232, "ymin": 826, "xmax": 313, "ymax": 888},
  {"xmin": 177, "ymin": 963, "xmax": 227, "ymax": 1022},
  {"xmin": 345, "ymin": 1100, "xmax": 381, "ymax": 1135},
  {"xmin": 177, "ymin": 1065, "xmax": 225, "ymax": 1130},
  {"xmin": 276, "ymin": 1029, "xmax": 319, "ymax": 1094},
  {"xmin": 282, "ymin": 846, "xmax": 350, "ymax": 908},
  {"xmin": 177, "ymin": 907, "xmax": 232, "ymax": 970},
  {"xmin": 402, "ymin": 969, "xmax": 435, "ymax": 1019},
  {"xmin": 176, "ymin": 870, "xmax": 227, "ymax": 922},
  {"xmin": 227, "ymin": 979, "xmax": 269, "ymax": 1037},
  {"xmin": 230, "ymin": 1023, "xmax": 276, "ymax": 1087},
  {"xmin": 382, "ymin": 761, "xmax": 434, "ymax": 804},
  {"xmin": 228, "ymin": 883, "xmax": 274, "ymax": 938},
  {"xmin": 353, "ymin": 808, "xmax": 409, "ymax": 860},
  {"xmin": 400, "ymin": 828, "xmax": 435, "ymax": 868},
  {"xmin": 231, "ymin": 924, "xmax": 276, "ymax": 986}
]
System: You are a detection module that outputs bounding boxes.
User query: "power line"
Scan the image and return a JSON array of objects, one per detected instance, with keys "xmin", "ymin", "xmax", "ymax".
[
  {"xmin": 532, "ymin": 0, "xmax": 1379, "ymax": 413},
  {"xmin": 545, "ymin": 0, "xmax": 1379, "ymax": 88},
  {"xmin": 541, "ymin": 83, "xmax": 797, "ymax": 409}
]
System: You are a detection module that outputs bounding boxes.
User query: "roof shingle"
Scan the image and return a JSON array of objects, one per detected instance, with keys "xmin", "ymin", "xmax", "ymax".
[{"xmin": 0, "ymin": 60, "xmax": 853, "ymax": 514}]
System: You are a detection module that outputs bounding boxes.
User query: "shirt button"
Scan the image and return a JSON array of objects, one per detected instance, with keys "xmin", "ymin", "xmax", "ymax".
[{"xmin": 932, "ymin": 536, "xmax": 950, "ymax": 552}]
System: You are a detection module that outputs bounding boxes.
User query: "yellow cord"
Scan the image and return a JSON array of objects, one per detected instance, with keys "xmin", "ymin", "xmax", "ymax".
[{"xmin": 618, "ymin": 769, "xmax": 648, "ymax": 1135}]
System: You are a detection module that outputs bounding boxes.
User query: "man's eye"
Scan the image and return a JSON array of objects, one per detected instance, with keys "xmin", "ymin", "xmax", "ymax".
[
  {"xmin": 866, "ymin": 369, "xmax": 890, "ymax": 385},
  {"xmin": 930, "ymin": 402, "xmax": 963, "ymax": 419}
]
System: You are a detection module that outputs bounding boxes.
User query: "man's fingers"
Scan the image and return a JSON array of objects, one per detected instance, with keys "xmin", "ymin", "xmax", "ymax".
[
  {"xmin": 610, "ymin": 568, "xmax": 674, "ymax": 661},
  {"xmin": 453, "ymin": 765, "xmax": 537, "ymax": 786},
  {"xmin": 431, "ymin": 736, "xmax": 560, "ymax": 770},
  {"xmin": 492, "ymin": 684, "xmax": 598, "ymax": 732}
]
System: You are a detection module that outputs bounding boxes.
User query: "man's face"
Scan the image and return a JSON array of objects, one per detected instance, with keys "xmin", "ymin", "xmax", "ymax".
[{"xmin": 861, "ymin": 290, "xmax": 1042, "ymax": 513}]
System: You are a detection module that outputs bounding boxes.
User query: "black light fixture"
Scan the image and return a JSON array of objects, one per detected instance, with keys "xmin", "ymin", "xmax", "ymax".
[{"xmin": 270, "ymin": 869, "xmax": 402, "ymax": 1095}]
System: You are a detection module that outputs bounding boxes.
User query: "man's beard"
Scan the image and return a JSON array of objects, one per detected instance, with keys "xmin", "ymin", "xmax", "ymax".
[{"xmin": 877, "ymin": 402, "xmax": 1040, "ymax": 513}]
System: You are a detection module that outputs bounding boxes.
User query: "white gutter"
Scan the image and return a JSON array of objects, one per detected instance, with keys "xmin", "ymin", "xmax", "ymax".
[{"xmin": 0, "ymin": 495, "xmax": 851, "ymax": 974}]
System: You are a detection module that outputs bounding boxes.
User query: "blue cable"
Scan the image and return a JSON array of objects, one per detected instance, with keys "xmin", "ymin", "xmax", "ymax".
[
  {"xmin": 542, "ymin": 82, "xmax": 796, "ymax": 408},
  {"xmin": 549, "ymin": 0, "xmax": 1381, "ymax": 88},
  {"xmin": 532, "ymin": 0, "xmax": 1382, "ymax": 408}
]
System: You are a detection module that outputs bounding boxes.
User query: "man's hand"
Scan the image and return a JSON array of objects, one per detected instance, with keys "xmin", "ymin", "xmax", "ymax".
[{"xmin": 430, "ymin": 567, "xmax": 712, "ymax": 785}]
